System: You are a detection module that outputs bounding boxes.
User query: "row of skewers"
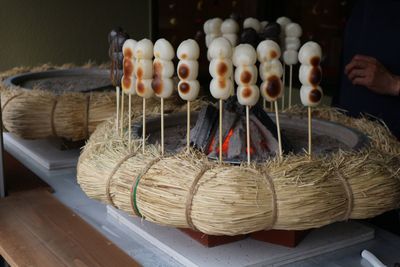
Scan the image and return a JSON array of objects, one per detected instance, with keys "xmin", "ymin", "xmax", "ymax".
[{"xmin": 109, "ymin": 28, "xmax": 323, "ymax": 164}]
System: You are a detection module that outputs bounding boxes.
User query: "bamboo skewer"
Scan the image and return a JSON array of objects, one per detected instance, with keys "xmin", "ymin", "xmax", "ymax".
[
  {"xmin": 116, "ymin": 86, "xmax": 120, "ymax": 135},
  {"xmin": 128, "ymin": 93, "xmax": 132, "ymax": 151},
  {"xmin": 274, "ymin": 101, "xmax": 283, "ymax": 159},
  {"xmin": 263, "ymin": 99, "xmax": 267, "ymax": 111},
  {"xmin": 142, "ymin": 98, "xmax": 146, "ymax": 154},
  {"xmin": 308, "ymin": 106, "xmax": 312, "ymax": 159},
  {"xmin": 120, "ymin": 91, "xmax": 125, "ymax": 137},
  {"xmin": 219, "ymin": 99, "xmax": 223, "ymax": 163},
  {"xmin": 288, "ymin": 65, "xmax": 293, "ymax": 108},
  {"xmin": 161, "ymin": 98, "xmax": 164, "ymax": 156},
  {"xmin": 246, "ymin": 105, "xmax": 251, "ymax": 165},
  {"xmin": 282, "ymin": 63, "xmax": 286, "ymax": 111},
  {"xmin": 187, "ymin": 101, "xmax": 191, "ymax": 153}
]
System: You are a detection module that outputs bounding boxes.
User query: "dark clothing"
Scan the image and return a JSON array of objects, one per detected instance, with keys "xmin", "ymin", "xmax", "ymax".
[{"xmin": 334, "ymin": 0, "xmax": 400, "ymax": 139}]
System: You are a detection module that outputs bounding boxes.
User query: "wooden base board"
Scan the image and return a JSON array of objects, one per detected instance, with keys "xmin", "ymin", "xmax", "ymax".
[
  {"xmin": 251, "ymin": 229, "xmax": 310, "ymax": 247},
  {"xmin": 179, "ymin": 228, "xmax": 247, "ymax": 247}
]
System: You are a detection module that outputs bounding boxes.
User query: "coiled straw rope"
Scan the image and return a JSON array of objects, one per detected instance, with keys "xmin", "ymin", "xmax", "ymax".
[{"xmin": 77, "ymin": 106, "xmax": 400, "ymax": 236}]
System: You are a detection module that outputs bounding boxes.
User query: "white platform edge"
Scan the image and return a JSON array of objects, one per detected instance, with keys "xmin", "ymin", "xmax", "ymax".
[
  {"xmin": 107, "ymin": 205, "xmax": 375, "ymax": 267},
  {"xmin": 107, "ymin": 205, "xmax": 197, "ymax": 267},
  {"xmin": 3, "ymin": 133, "xmax": 80, "ymax": 170}
]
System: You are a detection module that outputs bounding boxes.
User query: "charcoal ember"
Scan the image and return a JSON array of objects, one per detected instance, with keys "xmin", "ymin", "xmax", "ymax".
[
  {"xmin": 190, "ymin": 105, "xmax": 218, "ymax": 151},
  {"xmin": 207, "ymin": 106, "xmax": 240, "ymax": 156},
  {"xmin": 190, "ymin": 97, "xmax": 293, "ymax": 163},
  {"xmin": 240, "ymin": 28, "xmax": 259, "ymax": 48},
  {"xmin": 252, "ymin": 104, "xmax": 293, "ymax": 152},
  {"xmin": 227, "ymin": 118, "xmax": 245, "ymax": 160}
]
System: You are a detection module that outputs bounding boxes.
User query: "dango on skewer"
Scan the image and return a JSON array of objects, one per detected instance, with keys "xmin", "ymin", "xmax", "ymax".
[
  {"xmin": 208, "ymin": 37, "xmax": 233, "ymax": 162},
  {"xmin": 257, "ymin": 40, "xmax": 284, "ymax": 159},
  {"xmin": 177, "ymin": 39, "xmax": 200, "ymax": 153},
  {"xmin": 221, "ymin": 18, "xmax": 239, "ymax": 46},
  {"xmin": 284, "ymin": 22, "xmax": 302, "ymax": 108},
  {"xmin": 122, "ymin": 39, "xmax": 137, "ymax": 148},
  {"xmin": 276, "ymin": 16, "xmax": 292, "ymax": 110},
  {"xmin": 134, "ymin": 39, "xmax": 154, "ymax": 153},
  {"xmin": 152, "ymin": 38, "xmax": 174, "ymax": 155},
  {"xmin": 298, "ymin": 41, "xmax": 323, "ymax": 158},
  {"xmin": 204, "ymin": 18, "xmax": 223, "ymax": 47},
  {"xmin": 233, "ymin": 44, "xmax": 259, "ymax": 165},
  {"xmin": 109, "ymin": 28, "xmax": 129, "ymax": 135}
]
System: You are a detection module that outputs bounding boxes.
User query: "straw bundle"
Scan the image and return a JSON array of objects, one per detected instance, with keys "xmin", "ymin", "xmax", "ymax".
[
  {"xmin": 0, "ymin": 64, "xmax": 184, "ymax": 140},
  {"xmin": 77, "ymin": 106, "xmax": 400, "ymax": 235}
]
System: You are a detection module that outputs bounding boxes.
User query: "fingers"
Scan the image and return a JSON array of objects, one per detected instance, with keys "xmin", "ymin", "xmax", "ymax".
[
  {"xmin": 352, "ymin": 77, "xmax": 369, "ymax": 87},
  {"xmin": 347, "ymin": 68, "xmax": 366, "ymax": 81},
  {"xmin": 344, "ymin": 59, "xmax": 369, "ymax": 75}
]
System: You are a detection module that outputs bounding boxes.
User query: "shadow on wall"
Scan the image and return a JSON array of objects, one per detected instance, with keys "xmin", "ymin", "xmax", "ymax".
[{"xmin": 0, "ymin": 0, "xmax": 151, "ymax": 71}]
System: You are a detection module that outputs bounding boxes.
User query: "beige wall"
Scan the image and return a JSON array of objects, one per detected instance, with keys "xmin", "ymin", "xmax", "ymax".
[{"xmin": 0, "ymin": 0, "xmax": 151, "ymax": 71}]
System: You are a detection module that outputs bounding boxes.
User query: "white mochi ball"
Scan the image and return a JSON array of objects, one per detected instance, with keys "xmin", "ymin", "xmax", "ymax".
[
  {"xmin": 221, "ymin": 18, "xmax": 239, "ymax": 34},
  {"xmin": 178, "ymin": 80, "xmax": 200, "ymax": 101},
  {"xmin": 243, "ymin": 17, "xmax": 261, "ymax": 33},
  {"xmin": 121, "ymin": 75, "xmax": 136, "ymax": 95},
  {"xmin": 209, "ymin": 58, "xmax": 233, "ymax": 79},
  {"xmin": 122, "ymin": 39, "xmax": 137, "ymax": 58},
  {"xmin": 210, "ymin": 78, "xmax": 233, "ymax": 100},
  {"xmin": 237, "ymin": 85, "xmax": 260, "ymax": 106},
  {"xmin": 260, "ymin": 74, "xmax": 283, "ymax": 102},
  {"xmin": 177, "ymin": 39, "xmax": 200, "ymax": 60},
  {"xmin": 153, "ymin": 58, "xmax": 174, "ymax": 78},
  {"xmin": 135, "ymin": 59, "xmax": 153, "ymax": 79},
  {"xmin": 232, "ymin": 44, "xmax": 257, "ymax": 66},
  {"xmin": 259, "ymin": 59, "xmax": 283, "ymax": 80},
  {"xmin": 285, "ymin": 37, "xmax": 301, "ymax": 51},
  {"xmin": 209, "ymin": 18, "xmax": 223, "ymax": 34},
  {"xmin": 208, "ymin": 37, "xmax": 233, "ymax": 59},
  {"xmin": 153, "ymin": 77, "xmax": 174, "ymax": 99},
  {"xmin": 134, "ymin": 39, "xmax": 153, "ymax": 59},
  {"xmin": 300, "ymin": 85, "xmax": 323, "ymax": 107},
  {"xmin": 285, "ymin": 23, "xmax": 302, "ymax": 38},
  {"xmin": 299, "ymin": 65, "xmax": 322, "ymax": 86},
  {"xmin": 123, "ymin": 57, "xmax": 135, "ymax": 77},
  {"xmin": 135, "ymin": 79, "xmax": 154, "ymax": 99},
  {"xmin": 153, "ymin": 38, "xmax": 174, "ymax": 60},
  {"xmin": 203, "ymin": 19, "xmax": 212, "ymax": 34},
  {"xmin": 299, "ymin": 41, "xmax": 322, "ymax": 66},
  {"xmin": 257, "ymin": 40, "xmax": 281, "ymax": 62},
  {"xmin": 260, "ymin": 21, "xmax": 269, "ymax": 28},
  {"xmin": 234, "ymin": 65, "xmax": 257, "ymax": 86},
  {"xmin": 222, "ymin": 33, "xmax": 238, "ymax": 47},
  {"xmin": 283, "ymin": 50, "xmax": 299, "ymax": 65},
  {"xmin": 177, "ymin": 60, "xmax": 199, "ymax": 80},
  {"xmin": 276, "ymin": 17, "xmax": 292, "ymax": 28}
]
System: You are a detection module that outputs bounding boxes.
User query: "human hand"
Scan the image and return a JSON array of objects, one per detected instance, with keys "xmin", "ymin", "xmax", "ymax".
[{"xmin": 345, "ymin": 55, "xmax": 400, "ymax": 96}]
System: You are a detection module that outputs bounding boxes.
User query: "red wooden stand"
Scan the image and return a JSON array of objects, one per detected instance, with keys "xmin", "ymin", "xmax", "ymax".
[
  {"xmin": 250, "ymin": 229, "xmax": 310, "ymax": 247},
  {"xmin": 180, "ymin": 229, "xmax": 247, "ymax": 247}
]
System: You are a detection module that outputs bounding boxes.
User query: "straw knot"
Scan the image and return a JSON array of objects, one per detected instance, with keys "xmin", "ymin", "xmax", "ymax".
[
  {"xmin": 335, "ymin": 169, "xmax": 354, "ymax": 221},
  {"xmin": 106, "ymin": 151, "xmax": 137, "ymax": 207},
  {"xmin": 185, "ymin": 165, "xmax": 210, "ymax": 231},
  {"xmin": 84, "ymin": 94, "xmax": 91, "ymax": 139},
  {"xmin": 50, "ymin": 98, "xmax": 58, "ymax": 137},
  {"xmin": 261, "ymin": 170, "xmax": 278, "ymax": 230}
]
